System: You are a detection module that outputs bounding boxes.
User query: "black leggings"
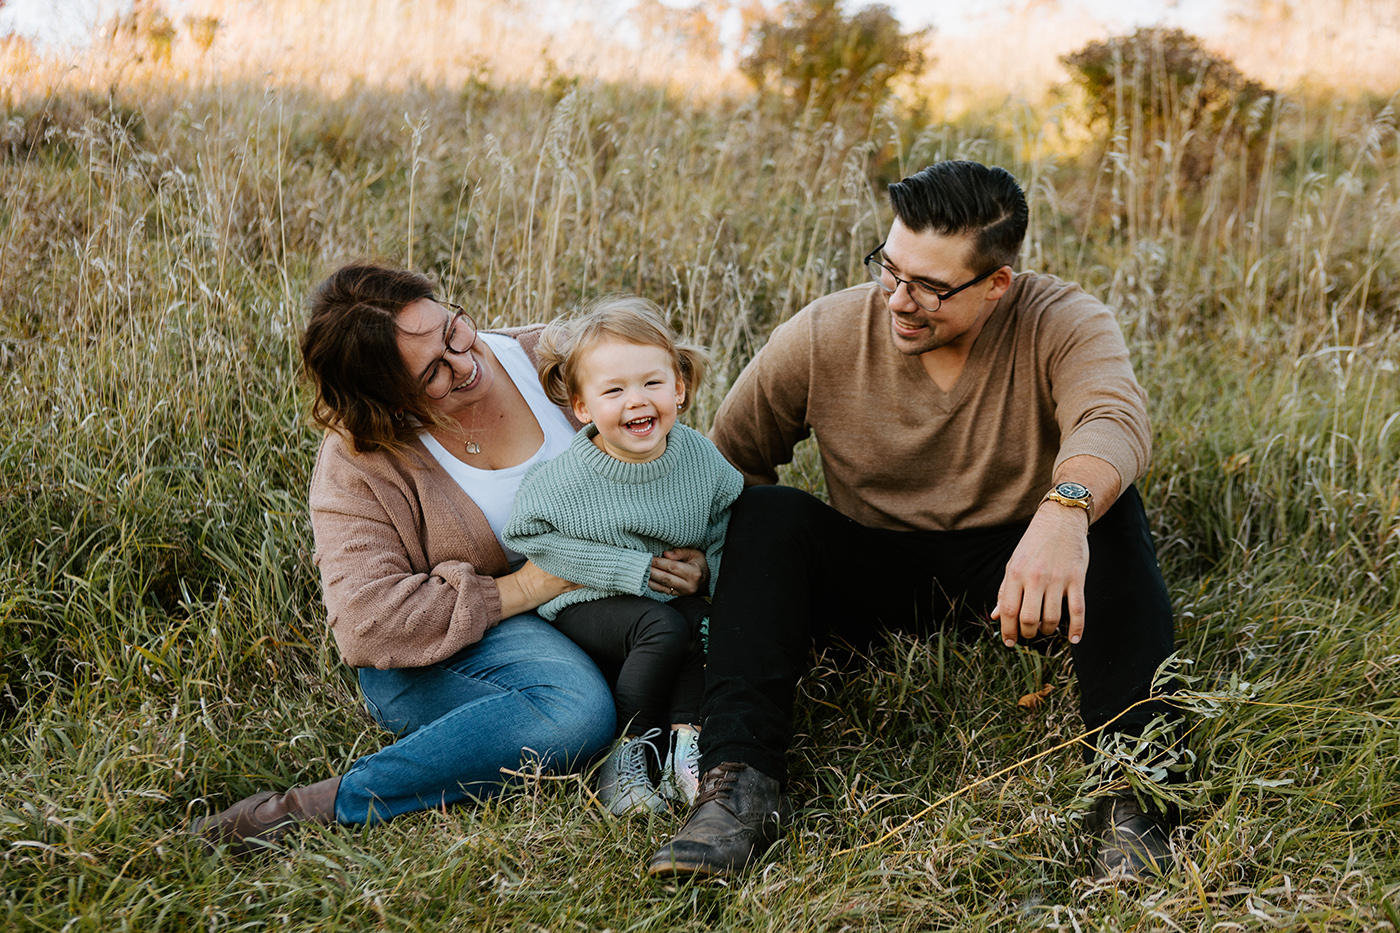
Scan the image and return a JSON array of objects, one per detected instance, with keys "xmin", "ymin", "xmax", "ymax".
[
  {"xmin": 552, "ymin": 594, "xmax": 709, "ymax": 736},
  {"xmin": 698, "ymin": 485, "xmax": 1177, "ymax": 783}
]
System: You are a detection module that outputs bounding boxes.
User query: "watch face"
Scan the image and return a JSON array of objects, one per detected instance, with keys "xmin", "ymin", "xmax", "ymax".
[{"xmin": 1056, "ymin": 482, "xmax": 1090, "ymax": 500}]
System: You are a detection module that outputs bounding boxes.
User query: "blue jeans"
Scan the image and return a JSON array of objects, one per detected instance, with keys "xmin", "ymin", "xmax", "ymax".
[{"xmin": 335, "ymin": 613, "xmax": 615, "ymax": 826}]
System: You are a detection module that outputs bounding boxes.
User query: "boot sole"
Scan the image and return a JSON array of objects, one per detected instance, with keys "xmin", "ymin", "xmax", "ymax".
[{"xmin": 646, "ymin": 855, "xmax": 730, "ymax": 878}]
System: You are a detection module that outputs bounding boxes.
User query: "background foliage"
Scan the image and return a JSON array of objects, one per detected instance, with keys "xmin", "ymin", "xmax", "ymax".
[
  {"xmin": 1, "ymin": 3, "xmax": 1399, "ymax": 930},
  {"xmin": 740, "ymin": 0, "xmax": 929, "ymax": 117}
]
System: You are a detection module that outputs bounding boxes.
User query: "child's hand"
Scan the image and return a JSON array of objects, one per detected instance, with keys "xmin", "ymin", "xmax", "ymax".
[{"xmin": 648, "ymin": 548, "xmax": 708, "ymax": 597}]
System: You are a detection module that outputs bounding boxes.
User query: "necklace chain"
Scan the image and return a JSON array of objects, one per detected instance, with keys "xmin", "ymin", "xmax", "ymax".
[{"xmin": 462, "ymin": 398, "xmax": 482, "ymax": 454}]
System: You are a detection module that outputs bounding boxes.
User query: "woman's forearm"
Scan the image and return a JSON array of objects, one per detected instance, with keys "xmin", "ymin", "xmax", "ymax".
[{"xmin": 496, "ymin": 560, "xmax": 581, "ymax": 618}]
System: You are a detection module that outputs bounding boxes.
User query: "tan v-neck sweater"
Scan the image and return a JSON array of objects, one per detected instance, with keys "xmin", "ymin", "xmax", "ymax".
[
  {"xmin": 710, "ymin": 275, "xmax": 1151, "ymax": 532},
  {"xmin": 308, "ymin": 325, "xmax": 583, "ymax": 670}
]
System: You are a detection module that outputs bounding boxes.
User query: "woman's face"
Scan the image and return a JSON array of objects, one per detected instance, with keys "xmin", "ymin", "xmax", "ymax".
[{"xmin": 395, "ymin": 297, "xmax": 495, "ymax": 417}]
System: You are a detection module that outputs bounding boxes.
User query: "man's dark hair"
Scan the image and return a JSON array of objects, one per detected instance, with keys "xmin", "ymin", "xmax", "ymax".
[{"xmin": 888, "ymin": 161, "xmax": 1028, "ymax": 273}]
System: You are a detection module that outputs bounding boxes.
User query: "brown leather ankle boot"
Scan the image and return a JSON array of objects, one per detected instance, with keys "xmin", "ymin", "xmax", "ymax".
[
  {"xmin": 196, "ymin": 776, "xmax": 341, "ymax": 856},
  {"xmin": 647, "ymin": 762, "xmax": 791, "ymax": 877},
  {"xmin": 1087, "ymin": 792, "xmax": 1173, "ymax": 880}
]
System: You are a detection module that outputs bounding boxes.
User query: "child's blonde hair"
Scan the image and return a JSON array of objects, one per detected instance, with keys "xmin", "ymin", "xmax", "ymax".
[{"xmin": 537, "ymin": 295, "xmax": 709, "ymax": 409}]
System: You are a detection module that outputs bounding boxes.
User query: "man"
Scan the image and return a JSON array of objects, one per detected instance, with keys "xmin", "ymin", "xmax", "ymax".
[{"xmin": 648, "ymin": 160, "xmax": 1179, "ymax": 880}]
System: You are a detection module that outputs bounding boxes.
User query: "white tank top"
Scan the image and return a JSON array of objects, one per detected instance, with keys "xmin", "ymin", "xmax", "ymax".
[{"xmin": 420, "ymin": 331, "xmax": 576, "ymax": 567}]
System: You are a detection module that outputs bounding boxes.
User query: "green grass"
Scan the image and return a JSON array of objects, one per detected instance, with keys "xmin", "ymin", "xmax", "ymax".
[{"xmin": 1, "ymin": 58, "xmax": 1399, "ymax": 931}]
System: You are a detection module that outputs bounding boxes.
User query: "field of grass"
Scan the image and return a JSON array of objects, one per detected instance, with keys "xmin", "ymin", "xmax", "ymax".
[{"xmin": 2, "ymin": 22, "xmax": 1400, "ymax": 931}]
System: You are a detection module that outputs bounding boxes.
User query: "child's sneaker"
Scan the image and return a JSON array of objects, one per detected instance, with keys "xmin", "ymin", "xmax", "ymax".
[
  {"xmin": 660, "ymin": 725, "xmax": 701, "ymax": 807},
  {"xmin": 597, "ymin": 730, "xmax": 668, "ymax": 816}
]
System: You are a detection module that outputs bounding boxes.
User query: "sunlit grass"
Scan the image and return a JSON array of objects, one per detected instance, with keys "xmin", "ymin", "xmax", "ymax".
[{"xmin": 2, "ymin": 16, "xmax": 1400, "ymax": 931}]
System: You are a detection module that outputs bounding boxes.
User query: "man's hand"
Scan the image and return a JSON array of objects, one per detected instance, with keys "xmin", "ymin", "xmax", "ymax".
[
  {"xmin": 648, "ymin": 548, "xmax": 709, "ymax": 597},
  {"xmin": 992, "ymin": 504, "xmax": 1091, "ymax": 646},
  {"xmin": 991, "ymin": 456, "xmax": 1121, "ymax": 647}
]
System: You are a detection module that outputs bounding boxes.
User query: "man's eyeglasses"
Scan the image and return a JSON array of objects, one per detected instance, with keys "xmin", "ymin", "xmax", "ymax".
[
  {"xmin": 421, "ymin": 302, "xmax": 479, "ymax": 400},
  {"xmin": 863, "ymin": 243, "xmax": 999, "ymax": 312}
]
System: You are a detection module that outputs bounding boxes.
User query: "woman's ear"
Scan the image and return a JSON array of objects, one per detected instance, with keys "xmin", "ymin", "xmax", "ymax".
[
  {"xmin": 570, "ymin": 395, "xmax": 592, "ymax": 424},
  {"xmin": 675, "ymin": 376, "xmax": 687, "ymax": 412}
]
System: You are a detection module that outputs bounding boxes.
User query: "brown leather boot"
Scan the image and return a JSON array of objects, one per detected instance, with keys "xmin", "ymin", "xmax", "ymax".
[
  {"xmin": 1088, "ymin": 792, "xmax": 1173, "ymax": 880},
  {"xmin": 647, "ymin": 762, "xmax": 791, "ymax": 877},
  {"xmin": 195, "ymin": 777, "xmax": 341, "ymax": 856}
]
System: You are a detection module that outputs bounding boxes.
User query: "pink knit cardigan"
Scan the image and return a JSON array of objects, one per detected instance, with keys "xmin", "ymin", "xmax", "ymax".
[{"xmin": 308, "ymin": 325, "xmax": 581, "ymax": 669}]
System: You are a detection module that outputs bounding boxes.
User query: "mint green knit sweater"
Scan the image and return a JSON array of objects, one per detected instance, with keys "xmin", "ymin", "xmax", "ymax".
[{"xmin": 503, "ymin": 423, "xmax": 744, "ymax": 621}]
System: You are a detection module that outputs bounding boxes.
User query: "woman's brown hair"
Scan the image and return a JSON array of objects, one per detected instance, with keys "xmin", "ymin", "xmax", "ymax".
[{"xmin": 300, "ymin": 262, "xmax": 450, "ymax": 453}]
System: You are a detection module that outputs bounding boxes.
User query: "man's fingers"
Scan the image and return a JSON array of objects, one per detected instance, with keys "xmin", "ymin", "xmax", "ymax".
[
  {"xmin": 1067, "ymin": 585, "xmax": 1087, "ymax": 644},
  {"xmin": 1037, "ymin": 586, "xmax": 1063, "ymax": 637},
  {"xmin": 1020, "ymin": 608, "xmax": 1043, "ymax": 639},
  {"xmin": 1018, "ymin": 581, "xmax": 1050, "ymax": 640},
  {"xmin": 996, "ymin": 584, "xmax": 1022, "ymax": 647}
]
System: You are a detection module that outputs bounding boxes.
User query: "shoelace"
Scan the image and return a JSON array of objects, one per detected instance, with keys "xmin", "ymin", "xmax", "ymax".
[
  {"xmin": 670, "ymin": 731, "xmax": 698, "ymax": 768},
  {"xmin": 692, "ymin": 761, "xmax": 746, "ymax": 809},
  {"xmin": 619, "ymin": 728, "xmax": 664, "ymax": 788}
]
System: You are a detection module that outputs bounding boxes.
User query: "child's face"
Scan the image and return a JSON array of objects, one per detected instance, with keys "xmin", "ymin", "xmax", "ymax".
[{"xmin": 570, "ymin": 338, "xmax": 685, "ymax": 464}]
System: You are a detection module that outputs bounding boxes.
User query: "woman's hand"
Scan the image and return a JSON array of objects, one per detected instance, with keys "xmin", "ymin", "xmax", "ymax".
[
  {"xmin": 648, "ymin": 548, "xmax": 709, "ymax": 597},
  {"xmin": 497, "ymin": 560, "xmax": 582, "ymax": 618}
]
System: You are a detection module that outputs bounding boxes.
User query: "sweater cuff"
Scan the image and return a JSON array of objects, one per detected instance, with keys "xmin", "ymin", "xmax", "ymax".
[
  {"xmin": 1054, "ymin": 429, "xmax": 1144, "ymax": 491},
  {"xmin": 435, "ymin": 561, "xmax": 503, "ymax": 628},
  {"xmin": 532, "ymin": 547, "xmax": 654, "ymax": 597}
]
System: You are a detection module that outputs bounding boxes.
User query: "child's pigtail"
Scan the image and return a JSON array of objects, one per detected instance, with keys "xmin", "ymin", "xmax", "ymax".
[
  {"xmin": 673, "ymin": 344, "xmax": 710, "ymax": 408},
  {"xmin": 535, "ymin": 321, "xmax": 574, "ymax": 409}
]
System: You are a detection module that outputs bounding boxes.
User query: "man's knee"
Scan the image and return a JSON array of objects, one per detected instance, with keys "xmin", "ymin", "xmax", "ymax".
[{"xmin": 728, "ymin": 484, "xmax": 845, "ymax": 546}]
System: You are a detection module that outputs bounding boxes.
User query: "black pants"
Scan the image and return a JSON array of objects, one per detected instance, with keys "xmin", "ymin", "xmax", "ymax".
[
  {"xmin": 552, "ymin": 594, "xmax": 709, "ymax": 737},
  {"xmin": 698, "ymin": 485, "xmax": 1177, "ymax": 783}
]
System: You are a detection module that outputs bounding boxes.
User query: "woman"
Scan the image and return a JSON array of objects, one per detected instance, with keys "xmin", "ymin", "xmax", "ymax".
[{"xmin": 197, "ymin": 263, "xmax": 708, "ymax": 854}]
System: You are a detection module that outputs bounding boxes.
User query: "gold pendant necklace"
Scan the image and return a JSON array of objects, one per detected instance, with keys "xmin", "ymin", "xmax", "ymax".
[{"xmin": 463, "ymin": 400, "xmax": 482, "ymax": 454}]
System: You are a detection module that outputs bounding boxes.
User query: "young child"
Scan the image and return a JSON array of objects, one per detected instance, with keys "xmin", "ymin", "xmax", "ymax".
[{"xmin": 503, "ymin": 296, "xmax": 742, "ymax": 816}]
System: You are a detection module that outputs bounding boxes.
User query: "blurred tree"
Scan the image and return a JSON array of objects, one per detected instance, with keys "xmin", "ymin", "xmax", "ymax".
[
  {"xmin": 630, "ymin": 0, "xmax": 721, "ymax": 62},
  {"xmin": 740, "ymin": 0, "xmax": 929, "ymax": 117},
  {"xmin": 186, "ymin": 15, "xmax": 219, "ymax": 55},
  {"xmin": 1062, "ymin": 27, "xmax": 1273, "ymax": 188},
  {"xmin": 107, "ymin": 0, "xmax": 177, "ymax": 65}
]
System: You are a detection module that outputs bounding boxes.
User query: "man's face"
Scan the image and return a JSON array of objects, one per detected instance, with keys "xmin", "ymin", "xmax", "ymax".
[{"xmin": 877, "ymin": 219, "xmax": 1003, "ymax": 357}]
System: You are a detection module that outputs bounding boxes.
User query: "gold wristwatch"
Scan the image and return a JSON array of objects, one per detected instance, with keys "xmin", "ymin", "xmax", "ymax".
[{"xmin": 1042, "ymin": 481, "xmax": 1094, "ymax": 525}]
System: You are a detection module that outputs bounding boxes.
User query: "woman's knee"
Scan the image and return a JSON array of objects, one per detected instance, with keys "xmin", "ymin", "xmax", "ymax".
[
  {"xmin": 518, "ymin": 655, "xmax": 615, "ymax": 761},
  {"xmin": 438, "ymin": 614, "xmax": 615, "ymax": 761},
  {"xmin": 530, "ymin": 690, "xmax": 614, "ymax": 767}
]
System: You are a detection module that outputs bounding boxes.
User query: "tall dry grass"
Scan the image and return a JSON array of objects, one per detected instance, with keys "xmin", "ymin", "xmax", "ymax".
[{"xmin": 1, "ymin": 4, "xmax": 1399, "ymax": 930}]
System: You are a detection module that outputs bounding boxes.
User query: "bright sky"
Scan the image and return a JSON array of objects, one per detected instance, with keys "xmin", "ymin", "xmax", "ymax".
[
  {"xmin": 1, "ymin": 0, "xmax": 1229, "ymax": 47},
  {"xmin": 893, "ymin": 0, "xmax": 1223, "ymax": 35}
]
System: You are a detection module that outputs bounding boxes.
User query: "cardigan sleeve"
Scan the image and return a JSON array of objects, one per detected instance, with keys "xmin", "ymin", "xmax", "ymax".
[{"xmin": 310, "ymin": 437, "xmax": 505, "ymax": 670}]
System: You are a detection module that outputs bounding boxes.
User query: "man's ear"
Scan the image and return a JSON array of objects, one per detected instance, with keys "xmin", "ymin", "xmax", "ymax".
[{"xmin": 985, "ymin": 266, "xmax": 1014, "ymax": 303}]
